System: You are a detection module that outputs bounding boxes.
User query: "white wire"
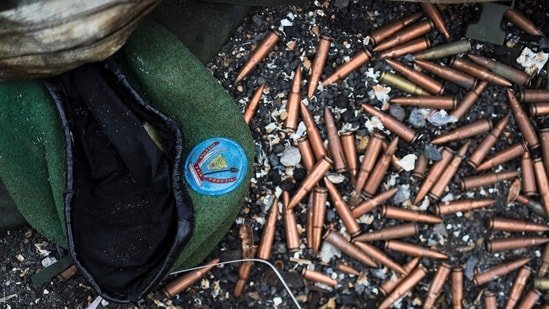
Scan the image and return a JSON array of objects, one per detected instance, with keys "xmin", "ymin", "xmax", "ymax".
[{"xmin": 169, "ymin": 258, "xmax": 302, "ymax": 309}]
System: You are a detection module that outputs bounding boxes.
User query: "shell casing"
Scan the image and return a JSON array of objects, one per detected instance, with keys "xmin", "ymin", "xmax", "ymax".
[
  {"xmin": 235, "ymin": 31, "xmax": 280, "ymax": 83},
  {"xmin": 380, "ymin": 258, "xmax": 421, "ymax": 295},
  {"xmin": 420, "ymin": 2, "xmax": 450, "ymax": 40},
  {"xmin": 415, "ymin": 59, "xmax": 477, "ymax": 90},
  {"xmin": 324, "ymin": 177, "xmax": 361, "ymax": 236},
  {"xmin": 306, "ymin": 193, "xmax": 314, "ymax": 251},
  {"xmin": 381, "ymin": 205, "xmax": 442, "ymax": 224},
  {"xmin": 243, "ymin": 84, "xmax": 265, "ymax": 124},
  {"xmin": 324, "ymin": 230, "xmax": 378, "ymax": 267},
  {"xmin": 473, "ymin": 257, "xmax": 531, "ymax": 286},
  {"xmin": 423, "ymin": 263, "xmax": 451, "ymax": 309},
  {"xmin": 519, "ymin": 89, "xmax": 549, "ymax": 103},
  {"xmin": 297, "ymin": 137, "xmax": 315, "ymax": 172},
  {"xmin": 235, "ymin": 225, "xmax": 254, "ymax": 297},
  {"xmin": 386, "ymin": 143, "xmax": 405, "ymax": 173},
  {"xmin": 429, "ymin": 142, "xmax": 469, "ymax": 200},
  {"xmin": 412, "ymin": 154, "xmax": 428, "ymax": 179},
  {"xmin": 484, "ymin": 292, "xmax": 497, "ymax": 309},
  {"xmin": 338, "ymin": 263, "xmax": 360, "ymax": 276},
  {"xmin": 235, "ymin": 260, "xmax": 253, "ymax": 297},
  {"xmin": 435, "ymin": 199, "xmax": 496, "ymax": 216},
  {"xmin": 533, "ymin": 158, "xmax": 549, "ymax": 215},
  {"xmin": 468, "ymin": 54, "xmax": 531, "ymax": 86},
  {"xmin": 505, "ymin": 266, "xmax": 532, "ymax": 309},
  {"xmin": 487, "ymin": 217, "xmax": 549, "ymax": 233},
  {"xmin": 414, "ymin": 40, "xmax": 472, "ymax": 60},
  {"xmin": 378, "ymin": 265, "xmax": 428, "ymax": 309},
  {"xmin": 468, "ymin": 114, "xmax": 510, "ymax": 168},
  {"xmin": 302, "ymin": 269, "xmax": 337, "ymax": 287},
  {"xmin": 363, "ymin": 138, "xmax": 399, "ymax": 197},
  {"xmin": 450, "ymin": 57, "xmax": 512, "ymax": 87},
  {"xmin": 373, "ymin": 19, "xmax": 434, "ymax": 52},
  {"xmin": 516, "ymin": 289, "xmax": 542, "ymax": 309},
  {"xmin": 385, "ymin": 240, "xmax": 447, "ymax": 259},
  {"xmin": 450, "ymin": 80, "xmax": 488, "ymax": 120},
  {"xmin": 370, "ymin": 12, "xmax": 423, "ymax": 46},
  {"xmin": 461, "ymin": 170, "xmax": 519, "ymax": 191},
  {"xmin": 540, "ymin": 244, "xmax": 549, "ymax": 277},
  {"xmin": 352, "ymin": 187, "xmax": 399, "ymax": 218},
  {"xmin": 283, "ymin": 192, "xmax": 300, "ymax": 252},
  {"xmin": 322, "ymin": 49, "xmax": 372, "ymax": 86},
  {"xmin": 325, "ymin": 107, "xmax": 347, "ymax": 172},
  {"xmin": 285, "ymin": 66, "xmax": 303, "ymax": 131},
  {"xmin": 362, "ymin": 103, "xmax": 419, "ymax": 143},
  {"xmin": 307, "ymin": 36, "xmax": 332, "ymax": 98},
  {"xmin": 311, "ymin": 187, "xmax": 328, "ymax": 253},
  {"xmin": 340, "ymin": 132, "xmax": 358, "ymax": 177},
  {"xmin": 287, "ymin": 156, "xmax": 333, "ymax": 210},
  {"xmin": 354, "ymin": 241, "xmax": 407, "ymax": 275},
  {"xmin": 300, "ymin": 102, "xmax": 328, "ymax": 161},
  {"xmin": 355, "ymin": 133, "xmax": 385, "ymax": 192},
  {"xmin": 487, "ymin": 237, "xmax": 549, "ymax": 252},
  {"xmin": 353, "ymin": 223, "xmax": 419, "ymax": 242},
  {"xmin": 530, "ymin": 102, "xmax": 549, "ymax": 116},
  {"xmin": 541, "ymin": 129, "xmax": 549, "ymax": 174},
  {"xmin": 386, "ymin": 59, "xmax": 444, "ymax": 95},
  {"xmin": 379, "ymin": 70, "xmax": 428, "ymax": 96},
  {"xmin": 535, "ymin": 278, "xmax": 549, "ymax": 290},
  {"xmin": 431, "ymin": 118, "xmax": 492, "ymax": 145},
  {"xmin": 391, "ymin": 96, "xmax": 456, "ymax": 110},
  {"xmin": 451, "ymin": 268, "xmax": 464, "ymax": 309},
  {"xmin": 257, "ymin": 196, "xmax": 279, "ymax": 259},
  {"xmin": 513, "ymin": 194, "xmax": 548, "ymax": 220},
  {"xmin": 476, "ymin": 142, "xmax": 527, "ymax": 171},
  {"xmin": 378, "ymin": 37, "xmax": 431, "ymax": 60},
  {"xmin": 414, "ymin": 147, "xmax": 454, "ymax": 204},
  {"xmin": 164, "ymin": 258, "xmax": 220, "ymax": 298},
  {"xmin": 504, "ymin": 8, "xmax": 544, "ymax": 36}
]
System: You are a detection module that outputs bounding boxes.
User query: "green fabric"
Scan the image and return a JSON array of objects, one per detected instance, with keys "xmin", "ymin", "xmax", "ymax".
[
  {"xmin": 0, "ymin": 19, "xmax": 254, "ymax": 270},
  {"xmin": 0, "ymin": 178, "xmax": 26, "ymax": 233},
  {"xmin": 31, "ymin": 255, "xmax": 73, "ymax": 287}
]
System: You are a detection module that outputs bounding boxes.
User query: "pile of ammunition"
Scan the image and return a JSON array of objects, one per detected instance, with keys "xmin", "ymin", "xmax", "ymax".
[{"xmin": 164, "ymin": 3, "xmax": 549, "ymax": 308}]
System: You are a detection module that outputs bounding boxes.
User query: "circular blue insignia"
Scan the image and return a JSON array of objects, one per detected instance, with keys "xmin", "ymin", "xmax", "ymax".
[{"xmin": 184, "ymin": 137, "xmax": 247, "ymax": 196}]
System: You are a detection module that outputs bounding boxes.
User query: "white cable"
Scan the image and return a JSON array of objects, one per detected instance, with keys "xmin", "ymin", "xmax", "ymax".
[{"xmin": 169, "ymin": 258, "xmax": 302, "ymax": 309}]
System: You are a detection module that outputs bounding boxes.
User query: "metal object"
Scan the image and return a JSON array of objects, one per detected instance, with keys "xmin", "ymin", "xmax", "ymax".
[
  {"xmin": 511, "ymin": 194, "xmax": 548, "ymax": 220},
  {"xmin": 429, "ymin": 143, "xmax": 469, "ymax": 201},
  {"xmin": 288, "ymin": 157, "xmax": 333, "ymax": 209},
  {"xmin": 450, "ymin": 57, "xmax": 512, "ymax": 87},
  {"xmin": 421, "ymin": 2, "xmax": 450, "ymax": 40},
  {"xmin": 352, "ymin": 187, "xmax": 398, "ymax": 218},
  {"xmin": 322, "ymin": 49, "xmax": 372, "ymax": 86},
  {"xmin": 412, "ymin": 154, "xmax": 428, "ymax": 180},
  {"xmin": 461, "ymin": 170, "xmax": 519, "ymax": 191},
  {"xmin": 379, "ymin": 71, "xmax": 427, "ymax": 96},
  {"xmin": 540, "ymin": 244, "xmax": 549, "ymax": 277},
  {"xmin": 340, "ymin": 132, "xmax": 358, "ymax": 178},
  {"xmin": 385, "ymin": 240, "xmax": 447, "ymax": 259},
  {"xmin": 541, "ymin": 129, "xmax": 549, "ymax": 174},
  {"xmin": 370, "ymin": 12, "xmax": 423, "ymax": 46},
  {"xmin": 285, "ymin": 66, "xmax": 302, "ymax": 131},
  {"xmin": 530, "ymin": 103, "xmax": 549, "ymax": 117},
  {"xmin": 391, "ymin": 96, "xmax": 456, "ymax": 110},
  {"xmin": 58, "ymin": 265, "xmax": 78, "ymax": 281},
  {"xmin": 415, "ymin": 147, "xmax": 454, "ymax": 204},
  {"xmin": 385, "ymin": 59, "xmax": 444, "ymax": 95},
  {"xmin": 378, "ymin": 265, "xmax": 428, "ymax": 309},
  {"xmin": 308, "ymin": 36, "xmax": 331, "ymax": 98},
  {"xmin": 431, "ymin": 119, "xmax": 492, "ymax": 145},
  {"xmin": 534, "ymin": 278, "xmax": 549, "ymax": 290},
  {"xmin": 476, "ymin": 142, "xmax": 527, "ymax": 171},
  {"xmin": 353, "ymin": 223, "xmax": 419, "ymax": 242},
  {"xmin": 423, "ymin": 263, "xmax": 451, "ymax": 309},
  {"xmin": 243, "ymin": 84, "xmax": 265, "ymax": 124},
  {"xmin": 324, "ymin": 230, "xmax": 378, "ymax": 267},
  {"xmin": 362, "ymin": 104, "xmax": 419, "ymax": 144},
  {"xmin": 415, "ymin": 59, "xmax": 477, "ymax": 90},
  {"xmin": 533, "ymin": 158, "xmax": 549, "ymax": 215},
  {"xmin": 373, "ymin": 20, "xmax": 434, "ymax": 52},
  {"xmin": 515, "ymin": 289, "xmax": 542, "ymax": 309},
  {"xmin": 234, "ymin": 225, "xmax": 254, "ymax": 297},
  {"xmin": 378, "ymin": 37, "xmax": 431, "ymax": 60},
  {"xmin": 380, "ymin": 258, "xmax": 421, "ymax": 296},
  {"xmin": 363, "ymin": 138, "xmax": 399, "ymax": 197},
  {"xmin": 300, "ymin": 102, "xmax": 328, "ymax": 160},
  {"xmin": 355, "ymin": 133, "xmax": 385, "ymax": 193},
  {"xmin": 236, "ymin": 31, "xmax": 280, "ymax": 83},
  {"xmin": 487, "ymin": 217, "xmax": 549, "ymax": 233},
  {"xmin": 302, "ymin": 269, "xmax": 337, "ymax": 287},
  {"xmin": 473, "ymin": 257, "xmax": 531, "ymax": 286},
  {"xmin": 451, "ymin": 268, "xmax": 464, "ymax": 309},
  {"xmin": 325, "ymin": 177, "xmax": 361, "ymax": 236},
  {"xmin": 297, "ymin": 137, "xmax": 315, "ymax": 172},
  {"xmin": 283, "ymin": 191, "xmax": 300, "ymax": 252},
  {"xmin": 414, "ymin": 40, "xmax": 472, "ymax": 60},
  {"xmin": 381, "ymin": 206, "xmax": 442, "ymax": 224},
  {"xmin": 468, "ymin": 114, "xmax": 510, "ymax": 168},
  {"xmin": 484, "ymin": 291, "xmax": 497, "ymax": 309},
  {"xmin": 487, "ymin": 237, "xmax": 549, "ymax": 252},
  {"xmin": 435, "ymin": 199, "xmax": 496, "ymax": 216},
  {"xmin": 257, "ymin": 196, "xmax": 279, "ymax": 259},
  {"xmin": 468, "ymin": 54, "xmax": 531, "ymax": 86},
  {"xmin": 504, "ymin": 8, "xmax": 544, "ymax": 36},
  {"xmin": 354, "ymin": 241, "xmax": 407, "ymax": 275},
  {"xmin": 325, "ymin": 107, "xmax": 347, "ymax": 172},
  {"xmin": 164, "ymin": 258, "xmax": 220, "ymax": 298},
  {"xmin": 451, "ymin": 80, "xmax": 488, "ymax": 120},
  {"xmin": 338, "ymin": 263, "xmax": 360, "ymax": 276},
  {"xmin": 311, "ymin": 187, "xmax": 328, "ymax": 254},
  {"xmin": 465, "ymin": 3, "xmax": 509, "ymax": 46},
  {"xmin": 519, "ymin": 89, "xmax": 549, "ymax": 102},
  {"xmin": 505, "ymin": 266, "xmax": 532, "ymax": 309}
]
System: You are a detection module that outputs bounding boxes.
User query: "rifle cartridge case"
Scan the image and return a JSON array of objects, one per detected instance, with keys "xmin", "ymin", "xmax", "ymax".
[
  {"xmin": 354, "ymin": 241, "xmax": 407, "ymax": 275},
  {"xmin": 378, "ymin": 265, "xmax": 428, "ymax": 309},
  {"xmin": 450, "ymin": 80, "xmax": 488, "ymax": 120},
  {"xmin": 540, "ymin": 244, "xmax": 549, "ymax": 277},
  {"xmin": 353, "ymin": 223, "xmax": 418, "ymax": 242},
  {"xmin": 515, "ymin": 289, "xmax": 542, "ymax": 309},
  {"xmin": 235, "ymin": 225, "xmax": 254, "ymax": 297},
  {"xmin": 385, "ymin": 240, "xmax": 447, "ymax": 259},
  {"xmin": 473, "ymin": 257, "xmax": 531, "ymax": 286},
  {"xmin": 505, "ymin": 266, "xmax": 532, "ymax": 309},
  {"xmin": 420, "ymin": 2, "xmax": 450, "ymax": 40},
  {"xmin": 322, "ymin": 49, "xmax": 372, "ymax": 86},
  {"xmin": 306, "ymin": 193, "xmax": 314, "ymax": 251},
  {"xmin": 373, "ymin": 19, "xmax": 434, "ymax": 52},
  {"xmin": 435, "ymin": 199, "xmax": 496, "ymax": 216},
  {"xmin": 370, "ymin": 12, "xmax": 423, "ymax": 45},
  {"xmin": 415, "ymin": 40, "xmax": 472, "ymax": 60},
  {"xmin": 307, "ymin": 36, "xmax": 332, "ymax": 98},
  {"xmin": 461, "ymin": 170, "xmax": 519, "ymax": 191},
  {"xmin": 386, "ymin": 59, "xmax": 444, "ymax": 95},
  {"xmin": 285, "ymin": 66, "xmax": 303, "ymax": 131},
  {"xmin": 164, "ymin": 258, "xmax": 220, "ymax": 298},
  {"xmin": 533, "ymin": 158, "xmax": 549, "ymax": 215},
  {"xmin": 391, "ymin": 96, "xmax": 456, "ymax": 109},
  {"xmin": 450, "ymin": 57, "xmax": 512, "ymax": 87},
  {"xmin": 257, "ymin": 196, "xmax": 279, "ymax": 259},
  {"xmin": 487, "ymin": 217, "xmax": 549, "ymax": 233},
  {"xmin": 302, "ymin": 269, "xmax": 337, "ymax": 287},
  {"xmin": 362, "ymin": 103, "xmax": 419, "ymax": 143},
  {"xmin": 423, "ymin": 263, "xmax": 451, "ymax": 309},
  {"xmin": 235, "ymin": 31, "xmax": 280, "ymax": 83},
  {"xmin": 451, "ymin": 268, "xmax": 464, "ymax": 309},
  {"xmin": 468, "ymin": 114, "xmax": 510, "ymax": 168},
  {"xmin": 300, "ymin": 102, "xmax": 328, "ymax": 160},
  {"xmin": 414, "ymin": 147, "xmax": 454, "ymax": 204},
  {"xmin": 311, "ymin": 187, "xmax": 328, "ymax": 253},
  {"xmin": 429, "ymin": 142, "xmax": 469, "ymax": 200},
  {"xmin": 519, "ymin": 89, "xmax": 549, "ymax": 102},
  {"xmin": 340, "ymin": 132, "xmax": 358, "ymax": 178},
  {"xmin": 380, "ymin": 257, "xmax": 421, "ymax": 295},
  {"xmin": 325, "ymin": 107, "xmax": 347, "ymax": 172},
  {"xmin": 288, "ymin": 157, "xmax": 333, "ymax": 209},
  {"xmin": 530, "ymin": 102, "xmax": 549, "ymax": 117},
  {"xmin": 243, "ymin": 84, "xmax": 265, "ymax": 124},
  {"xmin": 381, "ymin": 205, "xmax": 442, "ymax": 224},
  {"xmin": 338, "ymin": 263, "xmax": 360, "ymax": 276},
  {"xmin": 504, "ymin": 8, "xmax": 544, "ymax": 36},
  {"xmin": 379, "ymin": 71, "xmax": 428, "ymax": 96},
  {"xmin": 363, "ymin": 138, "xmax": 399, "ymax": 197},
  {"xmin": 415, "ymin": 59, "xmax": 477, "ymax": 90},
  {"xmin": 476, "ymin": 142, "xmax": 527, "ymax": 171},
  {"xmin": 468, "ymin": 54, "xmax": 531, "ymax": 86},
  {"xmin": 283, "ymin": 192, "xmax": 300, "ymax": 252},
  {"xmin": 355, "ymin": 133, "xmax": 385, "ymax": 192},
  {"xmin": 412, "ymin": 154, "xmax": 428, "ymax": 179},
  {"xmin": 324, "ymin": 230, "xmax": 378, "ymax": 267},
  {"xmin": 431, "ymin": 118, "xmax": 492, "ymax": 145},
  {"xmin": 352, "ymin": 187, "xmax": 398, "ymax": 218},
  {"xmin": 297, "ymin": 137, "xmax": 315, "ymax": 172},
  {"xmin": 324, "ymin": 177, "xmax": 361, "ymax": 236},
  {"xmin": 484, "ymin": 292, "xmax": 497, "ymax": 309},
  {"xmin": 541, "ymin": 129, "xmax": 549, "ymax": 174},
  {"xmin": 487, "ymin": 237, "xmax": 549, "ymax": 252},
  {"xmin": 378, "ymin": 37, "xmax": 431, "ymax": 60}
]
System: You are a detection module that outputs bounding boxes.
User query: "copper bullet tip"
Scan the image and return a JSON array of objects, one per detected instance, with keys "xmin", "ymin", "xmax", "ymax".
[
  {"xmin": 473, "ymin": 257, "xmax": 531, "ymax": 286},
  {"xmin": 307, "ymin": 36, "xmax": 332, "ymax": 98},
  {"xmin": 235, "ymin": 31, "xmax": 280, "ymax": 83},
  {"xmin": 164, "ymin": 258, "xmax": 220, "ymax": 298}
]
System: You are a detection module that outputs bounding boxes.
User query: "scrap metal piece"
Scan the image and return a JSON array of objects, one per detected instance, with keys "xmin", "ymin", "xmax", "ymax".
[{"xmin": 465, "ymin": 3, "xmax": 509, "ymax": 45}]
